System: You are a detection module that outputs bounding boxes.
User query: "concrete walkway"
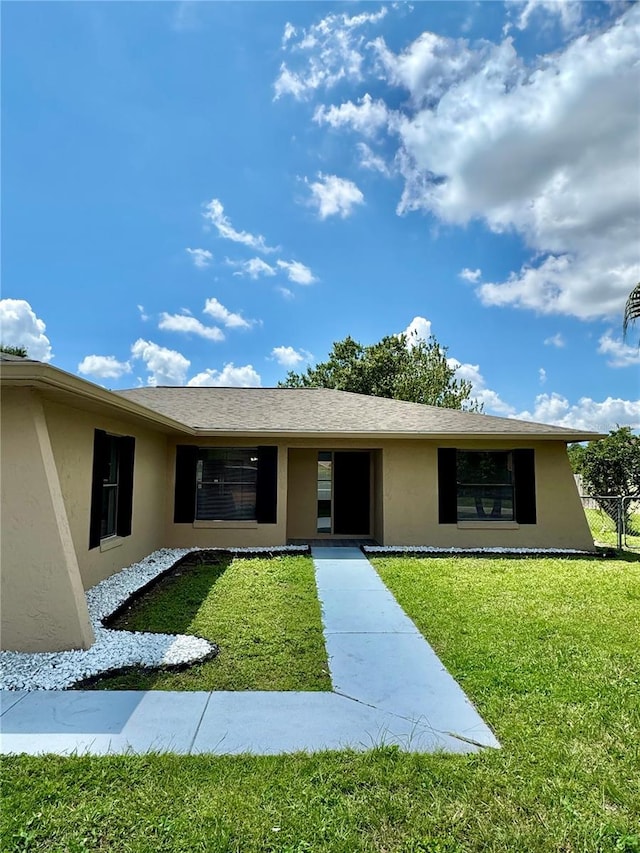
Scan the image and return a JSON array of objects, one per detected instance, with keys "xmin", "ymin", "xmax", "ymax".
[{"xmin": 0, "ymin": 547, "xmax": 499, "ymax": 756}]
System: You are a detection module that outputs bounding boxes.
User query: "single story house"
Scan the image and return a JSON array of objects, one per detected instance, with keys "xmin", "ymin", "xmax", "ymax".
[{"xmin": 1, "ymin": 355, "xmax": 601, "ymax": 653}]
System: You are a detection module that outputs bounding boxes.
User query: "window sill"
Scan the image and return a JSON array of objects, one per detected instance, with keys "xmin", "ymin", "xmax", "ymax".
[
  {"xmin": 100, "ymin": 536, "xmax": 125, "ymax": 552},
  {"xmin": 192, "ymin": 520, "xmax": 259, "ymax": 530},
  {"xmin": 457, "ymin": 521, "xmax": 520, "ymax": 530}
]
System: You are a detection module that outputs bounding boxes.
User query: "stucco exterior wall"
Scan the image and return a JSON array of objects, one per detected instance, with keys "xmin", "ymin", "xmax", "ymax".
[
  {"xmin": 43, "ymin": 399, "xmax": 168, "ymax": 589},
  {"xmin": 163, "ymin": 438, "xmax": 289, "ymax": 548},
  {"xmin": 1, "ymin": 389, "xmax": 94, "ymax": 651}
]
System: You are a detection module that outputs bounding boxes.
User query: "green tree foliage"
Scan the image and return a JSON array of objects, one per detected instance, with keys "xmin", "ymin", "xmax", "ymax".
[
  {"xmin": 279, "ymin": 333, "xmax": 478, "ymax": 410},
  {"xmin": 566, "ymin": 442, "xmax": 586, "ymax": 474},
  {"xmin": 577, "ymin": 427, "xmax": 640, "ymax": 535},
  {"xmin": 0, "ymin": 344, "xmax": 27, "ymax": 357}
]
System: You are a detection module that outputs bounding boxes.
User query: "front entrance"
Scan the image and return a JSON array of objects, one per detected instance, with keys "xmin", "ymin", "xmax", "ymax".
[{"xmin": 318, "ymin": 451, "xmax": 371, "ymax": 536}]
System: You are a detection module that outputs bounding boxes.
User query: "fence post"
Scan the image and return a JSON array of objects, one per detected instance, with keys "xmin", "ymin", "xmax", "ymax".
[{"xmin": 617, "ymin": 497, "xmax": 623, "ymax": 551}]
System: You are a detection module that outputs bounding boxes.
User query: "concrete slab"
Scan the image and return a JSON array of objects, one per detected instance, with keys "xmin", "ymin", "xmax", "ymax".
[
  {"xmin": 0, "ymin": 691, "xmax": 28, "ymax": 716},
  {"xmin": 320, "ymin": 588, "xmax": 420, "ymax": 634},
  {"xmin": 0, "ymin": 691, "xmax": 210, "ymax": 756},
  {"xmin": 314, "ymin": 560, "xmax": 389, "ymax": 592}
]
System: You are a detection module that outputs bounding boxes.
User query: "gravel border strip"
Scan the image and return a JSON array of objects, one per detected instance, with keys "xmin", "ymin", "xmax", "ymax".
[
  {"xmin": 0, "ymin": 545, "xmax": 309, "ymax": 691},
  {"xmin": 363, "ymin": 545, "xmax": 595, "ymax": 556}
]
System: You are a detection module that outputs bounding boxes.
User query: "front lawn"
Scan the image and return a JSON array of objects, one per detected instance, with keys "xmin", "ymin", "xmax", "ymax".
[
  {"xmin": 2, "ymin": 554, "xmax": 639, "ymax": 852},
  {"xmin": 85, "ymin": 553, "xmax": 331, "ymax": 692}
]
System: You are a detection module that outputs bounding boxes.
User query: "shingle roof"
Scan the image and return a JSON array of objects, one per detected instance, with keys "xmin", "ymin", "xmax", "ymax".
[{"xmin": 116, "ymin": 387, "xmax": 600, "ymax": 440}]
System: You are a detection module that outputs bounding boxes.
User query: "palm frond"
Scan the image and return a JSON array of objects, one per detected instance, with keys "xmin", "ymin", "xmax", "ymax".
[{"xmin": 623, "ymin": 283, "xmax": 640, "ymax": 340}]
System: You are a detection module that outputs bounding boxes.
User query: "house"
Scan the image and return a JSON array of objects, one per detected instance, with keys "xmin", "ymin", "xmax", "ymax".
[{"xmin": 0, "ymin": 355, "xmax": 601, "ymax": 653}]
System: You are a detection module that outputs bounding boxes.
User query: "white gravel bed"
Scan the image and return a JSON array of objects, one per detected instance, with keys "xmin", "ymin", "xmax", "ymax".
[
  {"xmin": 0, "ymin": 545, "xmax": 308, "ymax": 692},
  {"xmin": 363, "ymin": 545, "xmax": 593, "ymax": 555}
]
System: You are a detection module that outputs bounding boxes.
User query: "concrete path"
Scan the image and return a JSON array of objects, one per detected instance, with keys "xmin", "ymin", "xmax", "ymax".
[{"xmin": 0, "ymin": 547, "xmax": 498, "ymax": 756}]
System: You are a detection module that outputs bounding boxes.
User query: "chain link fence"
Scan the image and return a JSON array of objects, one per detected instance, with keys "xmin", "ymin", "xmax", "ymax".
[{"xmin": 579, "ymin": 494, "xmax": 640, "ymax": 550}]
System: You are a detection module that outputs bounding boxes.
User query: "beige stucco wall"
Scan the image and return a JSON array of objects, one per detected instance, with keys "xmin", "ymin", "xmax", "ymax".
[
  {"xmin": 163, "ymin": 438, "xmax": 289, "ymax": 548},
  {"xmin": 43, "ymin": 399, "xmax": 169, "ymax": 589},
  {"xmin": 1, "ymin": 389, "xmax": 94, "ymax": 651},
  {"xmin": 284, "ymin": 438, "xmax": 593, "ymax": 550}
]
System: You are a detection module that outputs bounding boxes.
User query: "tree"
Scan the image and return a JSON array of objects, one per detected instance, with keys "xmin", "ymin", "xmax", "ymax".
[
  {"xmin": 623, "ymin": 282, "xmax": 640, "ymax": 341},
  {"xmin": 566, "ymin": 442, "xmax": 586, "ymax": 475},
  {"xmin": 0, "ymin": 344, "xmax": 27, "ymax": 357},
  {"xmin": 577, "ymin": 427, "xmax": 640, "ymax": 544},
  {"xmin": 279, "ymin": 332, "xmax": 478, "ymax": 410}
]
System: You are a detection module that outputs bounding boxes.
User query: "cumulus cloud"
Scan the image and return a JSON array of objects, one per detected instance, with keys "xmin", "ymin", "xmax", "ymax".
[
  {"xmin": 544, "ymin": 333, "xmax": 565, "ymax": 348},
  {"xmin": 274, "ymin": 7, "xmax": 388, "ymax": 100},
  {"xmin": 187, "ymin": 363, "xmax": 261, "ymax": 387},
  {"xmin": 78, "ymin": 355, "xmax": 132, "ymax": 380},
  {"xmin": 230, "ymin": 257, "xmax": 277, "ymax": 280},
  {"xmin": 203, "ymin": 298, "xmax": 253, "ymax": 329},
  {"xmin": 131, "ymin": 339, "xmax": 191, "ymax": 386},
  {"xmin": 298, "ymin": 6, "xmax": 639, "ymax": 321},
  {"xmin": 401, "ymin": 316, "xmax": 432, "ymax": 346},
  {"xmin": 305, "ymin": 173, "xmax": 364, "ymax": 219},
  {"xmin": 0, "ymin": 299, "xmax": 53, "ymax": 362},
  {"xmin": 158, "ymin": 312, "xmax": 225, "ymax": 341},
  {"xmin": 314, "ymin": 94, "xmax": 389, "ymax": 137},
  {"xmin": 448, "ymin": 358, "xmax": 516, "ymax": 415},
  {"xmin": 539, "ymin": 367, "xmax": 547, "ymax": 384},
  {"xmin": 271, "ymin": 345, "xmax": 313, "ymax": 367},
  {"xmin": 186, "ymin": 248, "xmax": 213, "ymax": 268},
  {"xmin": 357, "ymin": 142, "xmax": 391, "ymax": 176},
  {"xmin": 276, "ymin": 259, "xmax": 317, "ymax": 285},
  {"xmin": 598, "ymin": 331, "xmax": 640, "ymax": 368},
  {"xmin": 459, "ymin": 268, "xmax": 482, "ymax": 283},
  {"xmin": 203, "ymin": 199, "xmax": 277, "ymax": 254},
  {"xmin": 510, "ymin": 0, "xmax": 584, "ymax": 33},
  {"xmin": 137, "ymin": 305, "xmax": 149, "ymax": 322},
  {"xmin": 515, "ymin": 393, "xmax": 640, "ymax": 432}
]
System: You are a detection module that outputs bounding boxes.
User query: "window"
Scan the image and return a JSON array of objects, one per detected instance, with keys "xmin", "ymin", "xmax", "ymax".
[
  {"xmin": 89, "ymin": 430, "xmax": 135, "ymax": 548},
  {"xmin": 438, "ymin": 448, "xmax": 536, "ymax": 525},
  {"xmin": 456, "ymin": 451, "xmax": 514, "ymax": 521},
  {"xmin": 196, "ymin": 448, "xmax": 258, "ymax": 521},
  {"xmin": 174, "ymin": 445, "xmax": 278, "ymax": 524}
]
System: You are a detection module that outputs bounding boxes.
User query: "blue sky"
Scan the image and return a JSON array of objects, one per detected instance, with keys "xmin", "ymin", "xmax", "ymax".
[{"xmin": 2, "ymin": 0, "xmax": 639, "ymax": 432}]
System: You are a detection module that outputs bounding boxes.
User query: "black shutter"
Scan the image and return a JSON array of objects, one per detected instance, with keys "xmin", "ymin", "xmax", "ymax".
[
  {"xmin": 438, "ymin": 448, "xmax": 457, "ymax": 524},
  {"xmin": 513, "ymin": 449, "xmax": 536, "ymax": 524},
  {"xmin": 256, "ymin": 446, "xmax": 278, "ymax": 524},
  {"xmin": 116, "ymin": 436, "xmax": 135, "ymax": 537},
  {"xmin": 89, "ymin": 429, "xmax": 107, "ymax": 549},
  {"xmin": 174, "ymin": 445, "xmax": 198, "ymax": 523}
]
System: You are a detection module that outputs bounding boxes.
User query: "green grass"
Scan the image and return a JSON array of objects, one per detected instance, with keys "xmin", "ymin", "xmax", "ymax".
[
  {"xmin": 3, "ymin": 554, "xmax": 640, "ymax": 852},
  {"xmin": 85, "ymin": 554, "xmax": 331, "ymax": 691}
]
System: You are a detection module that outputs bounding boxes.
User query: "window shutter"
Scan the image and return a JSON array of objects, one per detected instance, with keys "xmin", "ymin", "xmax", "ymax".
[
  {"xmin": 116, "ymin": 436, "xmax": 135, "ymax": 537},
  {"xmin": 438, "ymin": 448, "xmax": 457, "ymax": 524},
  {"xmin": 174, "ymin": 445, "xmax": 198, "ymax": 523},
  {"xmin": 513, "ymin": 449, "xmax": 536, "ymax": 524},
  {"xmin": 89, "ymin": 429, "xmax": 107, "ymax": 549},
  {"xmin": 256, "ymin": 446, "xmax": 278, "ymax": 524}
]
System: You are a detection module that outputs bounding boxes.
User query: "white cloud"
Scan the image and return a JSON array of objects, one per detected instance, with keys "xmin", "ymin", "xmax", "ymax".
[
  {"xmin": 0, "ymin": 299, "xmax": 52, "ymax": 362},
  {"xmin": 187, "ymin": 363, "xmax": 262, "ymax": 387},
  {"xmin": 203, "ymin": 298, "xmax": 252, "ymax": 329},
  {"xmin": 459, "ymin": 268, "xmax": 482, "ymax": 283},
  {"xmin": 186, "ymin": 248, "xmax": 213, "ymax": 269},
  {"xmin": 314, "ymin": 94, "xmax": 389, "ymax": 137},
  {"xmin": 131, "ymin": 339, "xmax": 191, "ymax": 386},
  {"xmin": 230, "ymin": 257, "xmax": 277, "ymax": 280},
  {"xmin": 448, "ymin": 358, "xmax": 516, "ymax": 416},
  {"xmin": 515, "ymin": 393, "xmax": 640, "ymax": 432},
  {"xmin": 544, "ymin": 333, "xmax": 565, "ymax": 348},
  {"xmin": 598, "ymin": 331, "xmax": 640, "ymax": 368},
  {"xmin": 274, "ymin": 8, "xmax": 388, "ymax": 100},
  {"xmin": 539, "ymin": 367, "xmax": 547, "ymax": 384},
  {"xmin": 357, "ymin": 142, "xmax": 391, "ymax": 176},
  {"xmin": 271, "ymin": 345, "xmax": 313, "ymax": 367},
  {"xmin": 511, "ymin": 0, "xmax": 584, "ymax": 34},
  {"xmin": 137, "ymin": 304, "xmax": 149, "ymax": 322},
  {"xmin": 158, "ymin": 312, "xmax": 225, "ymax": 341},
  {"xmin": 276, "ymin": 259, "xmax": 317, "ymax": 285},
  {"xmin": 77, "ymin": 355, "xmax": 132, "ymax": 380},
  {"xmin": 278, "ymin": 286, "xmax": 295, "ymax": 300},
  {"xmin": 305, "ymin": 173, "xmax": 364, "ymax": 219},
  {"xmin": 401, "ymin": 316, "xmax": 432, "ymax": 346},
  {"xmin": 203, "ymin": 199, "xmax": 277, "ymax": 254}
]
